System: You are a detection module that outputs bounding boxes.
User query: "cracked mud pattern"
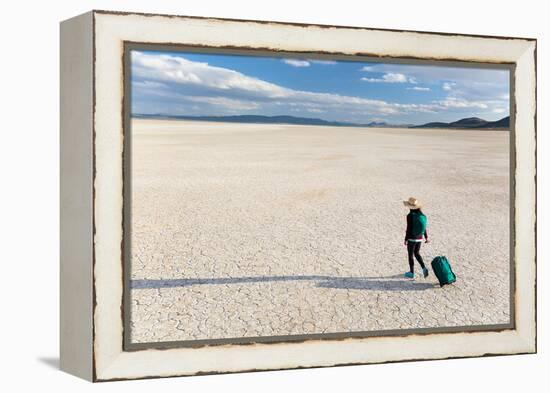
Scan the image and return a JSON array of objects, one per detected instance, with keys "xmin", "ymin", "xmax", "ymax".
[{"xmin": 129, "ymin": 119, "xmax": 510, "ymax": 344}]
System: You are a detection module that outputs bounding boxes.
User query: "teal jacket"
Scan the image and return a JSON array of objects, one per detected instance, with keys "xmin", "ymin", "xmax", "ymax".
[{"xmin": 405, "ymin": 210, "xmax": 428, "ymax": 241}]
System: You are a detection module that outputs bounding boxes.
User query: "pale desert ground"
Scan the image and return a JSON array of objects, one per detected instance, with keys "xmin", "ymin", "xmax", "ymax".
[{"xmin": 129, "ymin": 118, "xmax": 510, "ymax": 344}]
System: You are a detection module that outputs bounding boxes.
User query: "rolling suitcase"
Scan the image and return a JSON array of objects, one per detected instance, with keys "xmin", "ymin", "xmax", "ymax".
[{"xmin": 431, "ymin": 256, "xmax": 456, "ymax": 287}]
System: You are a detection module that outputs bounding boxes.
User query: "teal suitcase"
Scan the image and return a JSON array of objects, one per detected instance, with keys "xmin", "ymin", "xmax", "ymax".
[{"xmin": 431, "ymin": 256, "xmax": 456, "ymax": 287}]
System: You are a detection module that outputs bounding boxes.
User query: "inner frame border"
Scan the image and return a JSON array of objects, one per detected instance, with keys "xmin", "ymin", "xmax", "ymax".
[{"xmin": 121, "ymin": 41, "xmax": 517, "ymax": 352}]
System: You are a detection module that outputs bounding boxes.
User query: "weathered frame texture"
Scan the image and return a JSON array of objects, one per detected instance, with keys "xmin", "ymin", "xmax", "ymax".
[{"xmin": 60, "ymin": 10, "xmax": 537, "ymax": 382}]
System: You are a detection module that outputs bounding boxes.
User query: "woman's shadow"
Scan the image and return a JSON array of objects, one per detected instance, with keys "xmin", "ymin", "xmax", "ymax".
[
  {"xmin": 131, "ymin": 274, "xmax": 437, "ymax": 291},
  {"xmin": 315, "ymin": 276, "xmax": 435, "ymax": 291}
]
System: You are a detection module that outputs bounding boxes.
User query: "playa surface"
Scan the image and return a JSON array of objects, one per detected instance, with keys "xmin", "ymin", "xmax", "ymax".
[{"xmin": 129, "ymin": 118, "xmax": 510, "ymax": 344}]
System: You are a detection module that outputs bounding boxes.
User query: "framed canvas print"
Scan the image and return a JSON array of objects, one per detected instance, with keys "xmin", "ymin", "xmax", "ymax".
[{"xmin": 60, "ymin": 10, "xmax": 537, "ymax": 382}]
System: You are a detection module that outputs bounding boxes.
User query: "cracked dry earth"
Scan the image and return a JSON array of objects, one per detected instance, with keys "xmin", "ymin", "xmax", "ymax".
[{"xmin": 130, "ymin": 119, "xmax": 510, "ymax": 344}]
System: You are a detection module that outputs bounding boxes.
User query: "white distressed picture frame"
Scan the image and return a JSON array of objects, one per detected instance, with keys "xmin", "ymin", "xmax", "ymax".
[{"xmin": 60, "ymin": 10, "xmax": 536, "ymax": 382}]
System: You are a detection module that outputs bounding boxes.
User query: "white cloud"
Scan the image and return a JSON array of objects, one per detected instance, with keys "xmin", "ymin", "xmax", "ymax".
[
  {"xmin": 360, "ymin": 64, "xmax": 508, "ymax": 103},
  {"xmin": 377, "ymin": 106, "xmax": 400, "ymax": 114},
  {"xmin": 361, "ymin": 72, "xmax": 416, "ymax": 84},
  {"xmin": 434, "ymin": 97, "xmax": 488, "ymax": 109},
  {"xmin": 184, "ymin": 96, "xmax": 260, "ymax": 111},
  {"xmin": 442, "ymin": 82, "xmax": 456, "ymax": 91},
  {"xmin": 360, "ymin": 66, "xmax": 376, "ymax": 72},
  {"xmin": 361, "ymin": 63, "xmax": 508, "ymax": 86},
  {"xmin": 282, "ymin": 59, "xmax": 311, "ymax": 67},
  {"xmin": 132, "ymin": 51, "xmax": 508, "ymax": 121},
  {"xmin": 133, "ymin": 51, "xmax": 439, "ymax": 116},
  {"xmin": 132, "ymin": 51, "xmax": 289, "ymax": 98},
  {"xmin": 132, "ymin": 80, "xmax": 172, "ymax": 97},
  {"xmin": 305, "ymin": 108, "xmax": 325, "ymax": 113},
  {"xmin": 407, "ymin": 86, "xmax": 431, "ymax": 91}
]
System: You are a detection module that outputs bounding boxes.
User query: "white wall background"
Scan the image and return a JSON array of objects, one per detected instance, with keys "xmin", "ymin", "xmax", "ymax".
[{"xmin": 0, "ymin": 0, "xmax": 545, "ymax": 391}]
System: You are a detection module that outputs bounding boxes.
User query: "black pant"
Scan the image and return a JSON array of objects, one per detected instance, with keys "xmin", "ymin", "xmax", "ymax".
[{"xmin": 407, "ymin": 241, "xmax": 426, "ymax": 273}]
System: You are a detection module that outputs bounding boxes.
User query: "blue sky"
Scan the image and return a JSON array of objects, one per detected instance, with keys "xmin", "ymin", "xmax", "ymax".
[{"xmin": 131, "ymin": 49, "xmax": 510, "ymax": 125}]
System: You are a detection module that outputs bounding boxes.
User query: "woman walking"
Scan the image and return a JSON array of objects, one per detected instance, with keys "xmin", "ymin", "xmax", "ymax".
[{"xmin": 403, "ymin": 197, "xmax": 430, "ymax": 279}]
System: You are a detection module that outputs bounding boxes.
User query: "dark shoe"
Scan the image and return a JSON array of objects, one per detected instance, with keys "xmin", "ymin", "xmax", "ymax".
[{"xmin": 422, "ymin": 267, "xmax": 429, "ymax": 278}]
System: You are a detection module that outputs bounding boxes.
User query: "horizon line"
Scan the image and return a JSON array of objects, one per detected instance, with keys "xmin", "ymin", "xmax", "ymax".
[{"xmin": 131, "ymin": 112, "xmax": 511, "ymax": 130}]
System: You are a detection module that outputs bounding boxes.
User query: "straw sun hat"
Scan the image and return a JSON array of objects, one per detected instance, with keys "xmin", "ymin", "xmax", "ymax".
[{"xmin": 403, "ymin": 197, "xmax": 422, "ymax": 209}]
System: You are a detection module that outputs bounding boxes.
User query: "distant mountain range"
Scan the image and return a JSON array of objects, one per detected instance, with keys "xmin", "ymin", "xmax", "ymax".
[
  {"xmin": 411, "ymin": 116, "xmax": 510, "ymax": 129},
  {"xmin": 133, "ymin": 113, "xmax": 404, "ymax": 128},
  {"xmin": 134, "ymin": 114, "xmax": 366, "ymax": 127},
  {"xmin": 133, "ymin": 113, "xmax": 509, "ymax": 130}
]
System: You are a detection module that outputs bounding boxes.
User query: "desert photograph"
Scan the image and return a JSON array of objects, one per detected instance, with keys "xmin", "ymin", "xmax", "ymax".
[{"xmin": 127, "ymin": 50, "xmax": 511, "ymax": 345}]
